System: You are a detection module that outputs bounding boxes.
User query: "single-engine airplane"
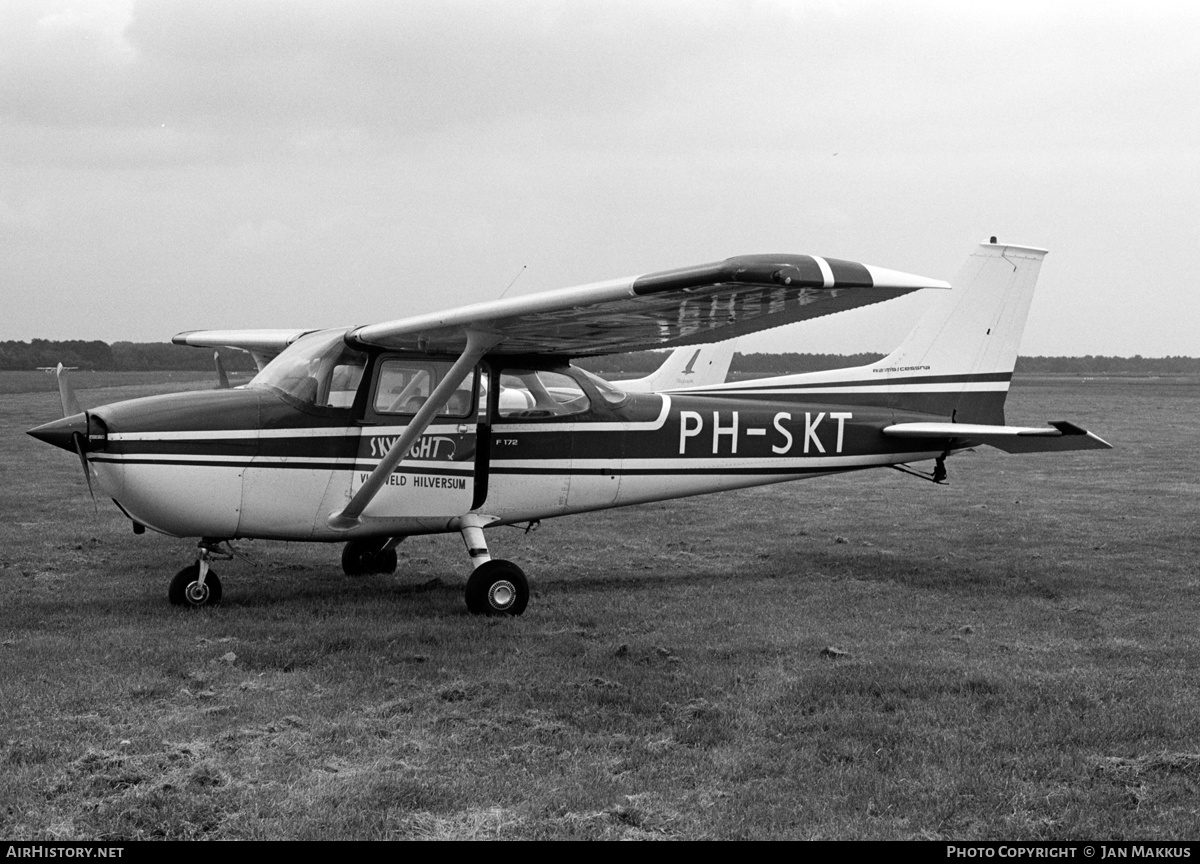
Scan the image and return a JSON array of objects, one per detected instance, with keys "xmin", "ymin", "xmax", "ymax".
[{"xmin": 29, "ymin": 240, "xmax": 1109, "ymax": 615}]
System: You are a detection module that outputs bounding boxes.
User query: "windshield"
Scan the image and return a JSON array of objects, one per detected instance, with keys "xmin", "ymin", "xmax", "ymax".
[{"xmin": 248, "ymin": 329, "xmax": 367, "ymax": 409}]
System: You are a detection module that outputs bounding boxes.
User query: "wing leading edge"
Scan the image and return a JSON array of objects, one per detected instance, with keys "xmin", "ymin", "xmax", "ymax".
[{"xmin": 348, "ymin": 254, "xmax": 949, "ymax": 358}]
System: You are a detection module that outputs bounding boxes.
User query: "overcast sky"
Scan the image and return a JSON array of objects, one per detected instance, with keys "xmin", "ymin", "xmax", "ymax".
[{"xmin": 2, "ymin": 0, "xmax": 1196, "ymax": 356}]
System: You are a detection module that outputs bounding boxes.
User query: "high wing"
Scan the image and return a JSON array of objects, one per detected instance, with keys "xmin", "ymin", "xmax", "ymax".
[
  {"xmin": 172, "ymin": 328, "xmax": 315, "ymax": 371},
  {"xmin": 347, "ymin": 254, "xmax": 949, "ymax": 357},
  {"xmin": 324, "ymin": 252, "xmax": 948, "ymax": 530},
  {"xmin": 883, "ymin": 421, "xmax": 1112, "ymax": 453}
]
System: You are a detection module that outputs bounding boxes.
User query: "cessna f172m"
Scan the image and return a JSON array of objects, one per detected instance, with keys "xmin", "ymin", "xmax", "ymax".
[{"xmin": 29, "ymin": 240, "xmax": 1109, "ymax": 615}]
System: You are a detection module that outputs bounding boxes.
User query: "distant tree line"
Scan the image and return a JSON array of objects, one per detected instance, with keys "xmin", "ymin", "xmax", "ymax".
[
  {"xmin": 1013, "ymin": 355, "xmax": 1200, "ymax": 375},
  {"xmin": 0, "ymin": 340, "xmax": 256, "ymax": 372},
  {"xmin": 4, "ymin": 340, "xmax": 1199, "ymax": 375}
]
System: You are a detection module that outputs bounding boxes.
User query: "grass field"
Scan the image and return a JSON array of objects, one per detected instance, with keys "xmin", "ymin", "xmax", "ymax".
[{"xmin": 1, "ymin": 372, "xmax": 1198, "ymax": 839}]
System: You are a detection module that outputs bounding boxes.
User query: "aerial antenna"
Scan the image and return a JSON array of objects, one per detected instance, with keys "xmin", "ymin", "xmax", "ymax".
[{"xmin": 497, "ymin": 265, "xmax": 526, "ymax": 300}]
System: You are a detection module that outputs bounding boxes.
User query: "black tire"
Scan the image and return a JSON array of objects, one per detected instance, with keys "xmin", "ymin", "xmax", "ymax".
[
  {"xmin": 465, "ymin": 560, "xmax": 529, "ymax": 616},
  {"xmin": 341, "ymin": 540, "xmax": 398, "ymax": 576},
  {"xmin": 374, "ymin": 547, "xmax": 398, "ymax": 574},
  {"xmin": 341, "ymin": 541, "xmax": 370, "ymax": 576},
  {"xmin": 168, "ymin": 564, "xmax": 222, "ymax": 608}
]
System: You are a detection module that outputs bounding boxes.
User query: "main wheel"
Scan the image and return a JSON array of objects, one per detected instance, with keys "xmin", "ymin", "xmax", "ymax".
[
  {"xmin": 342, "ymin": 540, "xmax": 398, "ymax": 576},
  {"xmin": 465, "ymin": 560, "xmax": 529, "ymax": 616},
  {"xmin": 168, "ymin": 564, "xmax": 222, "ymax": 608},
  {"xmin": 374, "ymin": 547, "xmax": 398, "ymax": 574}
]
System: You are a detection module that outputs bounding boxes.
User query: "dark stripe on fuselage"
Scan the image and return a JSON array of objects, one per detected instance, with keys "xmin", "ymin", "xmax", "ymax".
[
  {"xmin": 91, "ymin": 456, "xmax": 329, "ymax": 470},
  {"xmin": 490, "ymin": 462, "xmax": 915, "ymax": 478},
  {"xmin": 105, "ymin": 436, "xmax": 359, "ymax": 459},
  {"xmin": 696, "ymin": 371, "xmax": 1013, "ymax": 393},
  {"xmin": 92, "ymin": 455, "xmax": 475, "ymax": 477},
  {"xmin": 685, "ymin": 376, "xmax": 1012, "ymax": 425},
  {"xmin": 686, "ymin": 390, "xmax": 1007, "ymax": 426}
]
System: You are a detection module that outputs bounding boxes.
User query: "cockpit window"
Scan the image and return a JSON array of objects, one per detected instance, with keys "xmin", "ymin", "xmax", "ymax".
[
  {"xmin": 247, "ymin": 329, "xmax": 367, "ymax": 409},
  {"xmin": 373, "ymin": 359, "xmax": 475, "ymax": 418}
]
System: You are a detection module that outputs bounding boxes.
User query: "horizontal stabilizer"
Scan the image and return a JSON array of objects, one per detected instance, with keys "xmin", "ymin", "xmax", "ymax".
[{"xmin": 883, "ymin": 420, "xmax": 1112, "ymax": 453}]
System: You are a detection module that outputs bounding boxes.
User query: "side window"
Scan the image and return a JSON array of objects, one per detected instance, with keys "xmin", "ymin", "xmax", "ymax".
[
  {"xmin": 373, "ymin": 360, "xmax": 475, "ymax": 418},
  {"xmin": 326, "ymin": 359, "xmax": 365, "ymax": 408},
  {"xmin": 498, "ymin": 370, "xmax": 591, "ymax": 419}
]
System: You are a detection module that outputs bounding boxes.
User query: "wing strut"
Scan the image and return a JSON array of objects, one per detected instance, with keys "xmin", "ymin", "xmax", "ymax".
[{"xmin": 326, "ymin": 330, "xmax": 502, "ymax": 531}]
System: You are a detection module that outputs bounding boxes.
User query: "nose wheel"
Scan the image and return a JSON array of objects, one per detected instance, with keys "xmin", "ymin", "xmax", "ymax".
[
  {"xmin": 168, "ymin": 563, "xmax": 222, "ymax": 608},
  {"xmin": 168, "ymin": 539, "xmax": 232, "ymax": 608}
]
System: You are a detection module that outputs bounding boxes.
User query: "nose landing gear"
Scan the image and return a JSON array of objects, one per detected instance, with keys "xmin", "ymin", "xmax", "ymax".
[{"xmin": 168, "ymin": 540, "xmax": 228, "ymax": 608}]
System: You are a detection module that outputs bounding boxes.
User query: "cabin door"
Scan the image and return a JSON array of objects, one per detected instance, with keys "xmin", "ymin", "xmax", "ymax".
[{"xmin": 351, "ymin": 357, "xmax": 479, "ymax": 519}]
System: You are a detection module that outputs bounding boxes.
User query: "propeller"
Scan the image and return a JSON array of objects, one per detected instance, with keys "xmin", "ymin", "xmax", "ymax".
[
  {"xmin": 28, "ymin": 364, "xmax": 100, "ymax": 509},
  {"xmin": 71, "ymin": 429, "xmax": 98, "ymax": 509}
]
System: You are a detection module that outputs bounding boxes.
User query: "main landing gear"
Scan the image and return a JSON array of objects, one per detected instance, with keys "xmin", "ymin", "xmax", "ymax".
[
  {"xmin": 339, "ymin": 519, "xmax": 529, "ymax": 615},
  {"xmin": 341, "ymin": 537, "xmax": 401, "ymax": 576},
  {"xmin": 168, "ymin": 527, "xmax": 530, "ymax": 616},
  {"xmin": 458, "ymin": 515, "xmax": 529, "ymax": 616},
  {"xmin": 465, "ymin": 560, "xmax": 529, "ymax": 616}
]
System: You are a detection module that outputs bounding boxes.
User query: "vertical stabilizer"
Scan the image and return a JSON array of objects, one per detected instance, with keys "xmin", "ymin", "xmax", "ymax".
[
  {"xmin": 692, "ymin": 241, "xmax": 1049, "ymax": 426},
  {"xmin": 873, "ymin": 241, "xmax": 1046, "ymax": 424},
  {"xmin": 880, "ymin": 242, "xmax": 1045, "ymax": 381}
]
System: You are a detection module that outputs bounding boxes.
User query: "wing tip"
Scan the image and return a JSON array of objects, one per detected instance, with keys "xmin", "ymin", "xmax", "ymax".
[{"xmin": 1050, "ymin": 420, "xmax": 1113, "ymax": 449}]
